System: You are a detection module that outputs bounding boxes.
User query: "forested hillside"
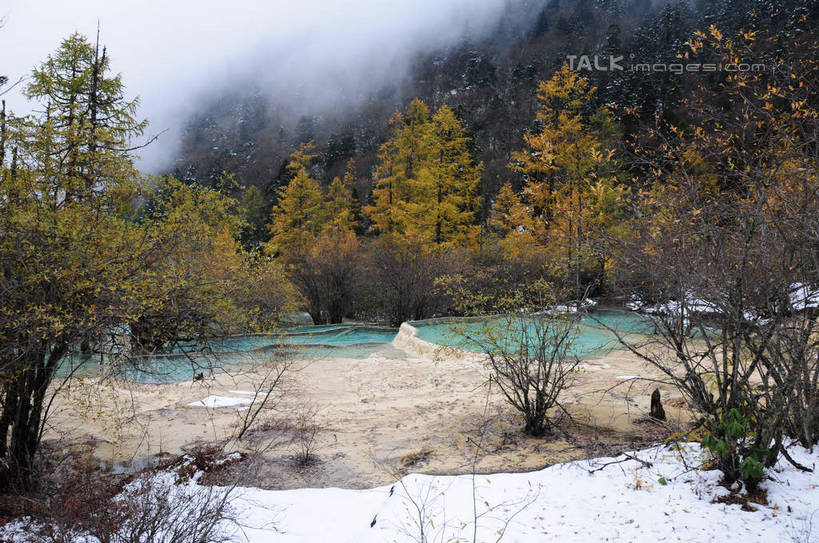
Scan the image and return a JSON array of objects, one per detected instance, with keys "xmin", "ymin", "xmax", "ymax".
[
  {"xmin": 171, "ymin": 0, "xmax": 811, "ymax": 220},
  {"xmin": 164, "ymin": 0, "xmax": 818, "ymax": 327}
]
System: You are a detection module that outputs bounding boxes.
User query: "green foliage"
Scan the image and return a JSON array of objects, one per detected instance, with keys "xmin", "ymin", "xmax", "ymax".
[
  {"xmin": 239, "ymin": 184, "xmax": 269, "ymax": 248},
  {"xmin": 701, "ymin": 409, "xmax": 769, "ymax": 489}
]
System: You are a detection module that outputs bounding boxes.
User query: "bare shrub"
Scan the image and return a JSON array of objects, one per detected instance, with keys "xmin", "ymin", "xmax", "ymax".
[
  {"xmin": 443, "ymin": 280, "xmax": 580, "ymax": 437},
  {"xmin": 767, "ymin": 316, "xmax": 819, "ymax": 449},
  {"xmin": 232, "ymin": 354, "xmax": 294, "ymax": 442},
  {"xmin": 482, "ymin": 310, "xmax": 579, "ymax": 437},
  {"xmin": 102, "ymin": 474, "xmax": 234, "ymax": 543},
  {"xmin": 290, "ymin": 228, "xmax": 362, "ymax": 325},
  {"xmin": 5, "ymin": 456, "xmax": 123, "ymax": 543},
  {"xmin": 1, "ymin": 452, "xmax": 236, "ymax": 543},
  {"xmin": 363, "ymin": 235, "xmax": 449, "ymax": 327},
  {"xmin": 291, "ymin": 402, "xmax": 321, "ymax": 466}
]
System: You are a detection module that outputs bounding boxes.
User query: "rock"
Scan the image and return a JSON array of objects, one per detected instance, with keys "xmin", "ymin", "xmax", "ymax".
[{"xmin": 650, "ymin": 388, "xmax": 666, "ymax": 421}]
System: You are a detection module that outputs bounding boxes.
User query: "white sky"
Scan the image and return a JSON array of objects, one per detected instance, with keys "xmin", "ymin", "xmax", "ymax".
[{"xmin": 0, "ymin": 0, "xmax": 517, "ymax": 171}]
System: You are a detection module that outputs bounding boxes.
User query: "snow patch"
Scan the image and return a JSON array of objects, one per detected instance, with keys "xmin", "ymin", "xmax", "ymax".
[
  {"xmin": 4, "ymin": 444, "xmax": 819, "ymax": 542},
  {"xmin": 188, "ymin": 395, "xmax": 254, "ymax": 409}
]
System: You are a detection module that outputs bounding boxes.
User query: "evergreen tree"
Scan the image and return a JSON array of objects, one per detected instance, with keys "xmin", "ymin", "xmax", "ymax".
[
  {"xmin": 511, "ymin": 63, "xmax": 620, "ymax": 302},
  {"xmin": 239, "ymin": 184, "xmax": 269, "ymax": 248},
  {"xmin": 343, "ymin": 158, "xmax": 364, "ymax": 232},
  {"xmin": 265, "ymin": 143, "xmax": 326, "ymax": 258},
  {"xmin": 367, "ymin": 100, "xmax": 481, "ymax": 245}
]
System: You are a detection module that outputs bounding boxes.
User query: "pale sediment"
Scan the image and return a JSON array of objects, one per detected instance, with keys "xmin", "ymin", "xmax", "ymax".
[{"xmin": 45, "ymin": 330, "xmax": 686, "ymax": 490}]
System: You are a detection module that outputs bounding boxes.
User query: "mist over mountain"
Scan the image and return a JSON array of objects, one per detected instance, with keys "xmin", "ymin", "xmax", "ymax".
[
  {"xmin": 0, "ymin": 0, "xmax": 541, "ymax": 171},
  {"xmin": 170, "ymin": 0, "xmax": 706, "ymax": 205},
  {"xmin": 2, "ymin": 0, "xmax": 800, "ymax": 207}
]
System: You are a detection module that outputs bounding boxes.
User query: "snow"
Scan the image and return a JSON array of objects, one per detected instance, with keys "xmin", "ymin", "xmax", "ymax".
[
  {"xmin": 535, "ymin": 299, "xmax": 599, "ymax": 315},
  {"xmin": 225, "ymin": 443, "xmax": 819, "ymax": 542},
  {"xmin": 628, "ymin": 283, "xmax": 818, "ymax": 317},
  {"xmin": 790, "ymin": 283, "xmax": 819, "ymax": 311},
  {"xmin": 4, "ymin": 443, "xmax": 819, "ymax": 542},
  {"xmin": 187, "ymin": 395, "xmax": 254, "ymax": 409}
]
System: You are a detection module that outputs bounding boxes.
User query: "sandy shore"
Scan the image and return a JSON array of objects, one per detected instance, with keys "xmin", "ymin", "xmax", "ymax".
[{"xmin": 45, "ymin": 336, "xmax": 688, "ymax": 490}]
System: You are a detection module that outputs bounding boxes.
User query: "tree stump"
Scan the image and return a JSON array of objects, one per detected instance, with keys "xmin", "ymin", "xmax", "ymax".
[{"xmin": 650, "ymin": 388, "xmax": 666, "ymax": 421}]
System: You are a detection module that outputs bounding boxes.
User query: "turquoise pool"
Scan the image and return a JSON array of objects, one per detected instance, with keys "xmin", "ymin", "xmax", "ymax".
[
  {"xmin": 63, "ymin": 310, "xmax": 653, "ymax": 383},
  {"xmin": 62, "ymin": 325, "xmax": 402, "ymax": 383},
  {"xmin": 171, "ymin": 325, "xmax": 399, "ymax": 353},
  {"xmin": 410, "ymin": 309, "xmax": 655, "ymax": 359}
]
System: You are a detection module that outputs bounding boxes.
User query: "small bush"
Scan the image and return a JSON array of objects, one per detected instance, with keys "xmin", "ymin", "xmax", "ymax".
[{"xmin": 701, "ymin": 409, "xmax": 769, "ymax": 490}]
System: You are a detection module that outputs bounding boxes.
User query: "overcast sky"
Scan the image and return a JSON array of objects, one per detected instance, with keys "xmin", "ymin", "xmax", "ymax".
[{"xmin": 1, "ymin": 0, "xmax": 520, "ymax": 171}]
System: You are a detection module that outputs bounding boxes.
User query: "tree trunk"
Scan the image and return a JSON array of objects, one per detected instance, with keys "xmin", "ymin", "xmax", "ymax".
[
  {"xmin": 0, "ymin": 100, "xmax": 6, "ymax": 166},
  {"xmin": 1, "ymin": 342, "xmax": 68, "ymax": 490}
]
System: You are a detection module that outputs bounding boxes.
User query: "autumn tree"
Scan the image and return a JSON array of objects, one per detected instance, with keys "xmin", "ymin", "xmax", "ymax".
[
  {"xmin": 511, "ymin": 63, "xmax": 621, "ymax": 302},
  {"xmin": 127, "ymin": 177, "xmax": 294, "ymax": 354},
  {"xmin": 415, "ymin": 105, "xmax": 482, "ymax": 245},
  {"xmin": 0, "ymin": 33, "xmax": 150, "ymax": 489},
  {"xmin": 25, "ymin": 32, "xmax": 147, "ymax": 199},
  {"xmin": 265, "ymin": 142, "xmax": 326, "ymax": 258},
  {"xmin": 367, "ymin": 100, "xmax": 482, "ymax": 246},
  {"xmin": 0, "ymin": 34, "xmax": 298, "ymax": 490},
  {"xmin": 367, "ymin": 99, "xmax": 431, "ymax": 236},
  {"xmin": 266, "ymin": 145, "xmax": 361, "ymax": 324},
  {"xmin": 284, "ymin": 174, "xmax": 362, "ymax": 325},
  {"xmin": 325, "ymin": 175, "xmax": 358, "ymax": 232},
  {"xmin": 488, "ymin": 182, "xmax": 542, "ymax": 254}
]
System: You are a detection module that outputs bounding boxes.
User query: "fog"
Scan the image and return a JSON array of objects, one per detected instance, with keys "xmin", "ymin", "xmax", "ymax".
[{"xmin": 1, "ymin": 0, "xmax": 530, "ymax": 172}]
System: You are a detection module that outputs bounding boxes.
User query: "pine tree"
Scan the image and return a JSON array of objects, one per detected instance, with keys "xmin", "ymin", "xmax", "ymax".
[
  {"xmin": 511, "ymin": 63, "xmax": 620, "ymax": 302},
  {"xmin": 239, "ymin": 184, "xmax": 269, "ymax": 248},
  {"xmin": 343, "ymin": 158, "xmax": 364, "ymax": 232},
  {"xmin": 367, "ymin": 100, "xmax": 482, "ymax": 245},
  {"xmin": 265, "ymin": 143, "xmax": 325, "ymax": 258}
]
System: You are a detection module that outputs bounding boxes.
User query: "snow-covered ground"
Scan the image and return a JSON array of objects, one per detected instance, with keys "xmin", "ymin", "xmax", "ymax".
[
  {"xmin": 228, "ymin": 443, "xmax": 819, "ymax": 542},
  {"xmin": 4, "ymin": 443, "xmax": 818, "ymax": 542},
  {"xmin": 627, "ymin": 283, "xmax": 819, "ymax": 317}
]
